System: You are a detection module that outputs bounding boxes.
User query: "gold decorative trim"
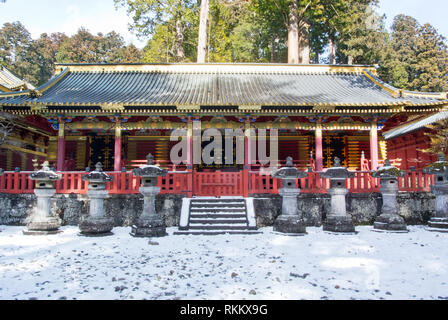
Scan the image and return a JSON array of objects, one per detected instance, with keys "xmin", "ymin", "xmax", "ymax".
[
  {"xmin": 402, "ymin": 91, "xmax": 448, "ymax": 100},
  {"xmin": 177, "ymin": 105, "xmax": 200, "ymax": 110},
  {"xmin": 0, "ymin": 143, "xmax": 47, "ymax": 157},
  {"xmin": 239, "ymin": 105, "xmax": 262, "ymax": 111},
  {"xmin": 101, "ymin": 103, "xmax": 125, "ymax": 111},
  {"xmin": 39, "ymin": 68, "xmax": 70, "ymax": 94},
  {"xmin": 0, "ymin": 84, "xmax": 12, "ymax": 93},
  {"xmin": 362, "ymin": 70, "xmax": 400, "ymax": 97}
]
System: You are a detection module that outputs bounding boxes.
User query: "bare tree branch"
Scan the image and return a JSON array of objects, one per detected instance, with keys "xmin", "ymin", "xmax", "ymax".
[{"xmin": 0, "ymin": 119, "xmax": 14, "ymax": 145}]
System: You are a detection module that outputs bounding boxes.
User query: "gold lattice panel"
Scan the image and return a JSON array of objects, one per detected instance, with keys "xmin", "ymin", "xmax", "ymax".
[
  {"xmin": 297, "ymin": 136, "xmax": 311, "ymax": 166},
  {"xmin": 76, "ymin": 140, "xmax": 86, "ymax": 170},
  {"xmin": 48, "ymin": 140, "xmax": 58, "ymax": 162},
  {"xmin": 347, "ymin": 138, "xmax": 360, "ymax": 169},
  {"xmin": 127, "ymin": 140, "xmax": 137, "ymax": 164},
  {"xmin": 20, "ymin": 153, "xmax": 27, "ymax": 171},
  {"xmin": 155, "ymin": 140, "xmax": 169, "ymax": 161},
  {"xmin": 379, "ymin": 138, "xmax": 387, "ymax": 161}
]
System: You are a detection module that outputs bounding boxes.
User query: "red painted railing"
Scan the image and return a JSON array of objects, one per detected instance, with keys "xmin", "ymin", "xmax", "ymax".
[
  {"xmin": 193, "ymin": 171, "xmax": 243, "ymax": 196},
  {"xmin": 0, "ymin": 171, "xmax": 191, "ymax": 195},
  {"xmin": 248, "ymin": 171, "xmax": 378, "ymax": 194},
  {"xmin": 0, "ymin": 169, "xmax": 435, "ymax": 196}
]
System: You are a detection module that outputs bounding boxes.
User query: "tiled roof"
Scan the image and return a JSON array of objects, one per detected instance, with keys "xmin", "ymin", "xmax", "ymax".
[
  {"xmin": 384, "ymin": 111, "xmax": 448, "ymax": 140},
  {"xmin": 0, "ymin": 66, "xmax": 34, "ymax": 92},
  {"xmin": 0, "ymin": 64, "xmax": 446, "ymax": 108}
]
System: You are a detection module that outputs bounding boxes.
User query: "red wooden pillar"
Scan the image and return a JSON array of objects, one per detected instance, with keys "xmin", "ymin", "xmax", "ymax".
[
  {"xmin": 187, "ymin": 120, "xmax": 194, "ymax": 198},
  {"xmin": 243, "ymin": 121, "xmax": 251, "ymax": 197},
  {"xmin": 114, "ymin": 124, "xmax": 122, "ymax": 172},
  {"xmin": 315, "ymin": 123, "xmax": 323, "ymax": 172},
  {"xmin": 56, "ymin": 122, "xmax": 66, "ymax": 171},
  {"xmin": 370, "ymin": 120, "xmax": 379, "ymax": 171}
]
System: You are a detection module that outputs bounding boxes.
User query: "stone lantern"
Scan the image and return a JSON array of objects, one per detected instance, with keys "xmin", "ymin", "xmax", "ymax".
[
  {"xmin": 321, "ymin": 157, "xmax": 355, "ymax": 233},
  {"xmin": 271, "ymin": 157, "xmax": 308, "ymax": 235},
  {"xmin": 79, "ymin": 162, "xmax": 115, "ymax": 236},
  {"xmin": 24, "ymin": 161, "xmax": 62, "ymax": 235},
  {"xmin": 423, "ymin": 154, "xmax": 448, "ymax": 232},
  {"xmin": 371, "ymin": 159, "xmax": 407, "ymax": 232},
  {"xmin": 131, "ymin": 153, "xmax": 168, "ymax": 237}
]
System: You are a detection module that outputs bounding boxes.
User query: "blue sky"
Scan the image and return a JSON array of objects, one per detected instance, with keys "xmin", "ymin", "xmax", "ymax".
[{"xmin": 0, "ymin": 0, "xmax": 447, "ymax": 49}]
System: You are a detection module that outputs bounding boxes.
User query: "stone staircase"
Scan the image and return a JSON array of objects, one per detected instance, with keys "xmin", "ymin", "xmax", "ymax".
[
  {"xmin": 428, "ymin": 218, "xmax": 448, "ymax": 232},
  {"xmin": 174, "ymin": 197, "xmax": 260, "ymax": 235}
]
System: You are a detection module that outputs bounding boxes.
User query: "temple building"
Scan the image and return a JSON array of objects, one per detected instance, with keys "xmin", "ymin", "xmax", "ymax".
[
  {"xmin": 384, "ymin": 111, "xmax": 448, "ymax": 170},
  {"xmin": 0, "ymin": 63, "xmax": 447, "ymax": 196},
  {"xmin": 0, "ymin": 66, "xmax": 34, "ymax": 93}
]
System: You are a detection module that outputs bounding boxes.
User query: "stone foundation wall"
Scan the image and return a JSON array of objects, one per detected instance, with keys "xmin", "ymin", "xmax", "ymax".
[
  {"xmin": 0, "ymin": 192, "xmax": 436, "ymax": 227},
  {"xmin": 252, "ymin": 192, "xmax": 435, "ymax": 227},
  {"xmin": 0, "ymin": 193, "xmax": 185, "ymax": 227}
]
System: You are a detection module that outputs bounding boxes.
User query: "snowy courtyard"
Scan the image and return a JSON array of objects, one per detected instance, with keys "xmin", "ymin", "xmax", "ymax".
[{"xmin": 0, "ymin": 225, "xmax": 447, "ymax": 300}]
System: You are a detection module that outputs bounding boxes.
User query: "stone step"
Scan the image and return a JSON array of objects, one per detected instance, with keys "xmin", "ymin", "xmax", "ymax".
[
  {"xmin": 428, "ymin": 221, "xmax": 448, "ymax": 229},
  {"xmin": 190, "ymin": 208, "xmax": 246, "ymax": 213},
  {"xmin": 191, "ymin": 198, "xmax": 245, "ymax": 202},
  {"xmin": 189, "ymin": 219, "xmax": 248, "ymax": 225},
  {"xmin": 190, "ymin": 214, "xmax": 247, "ymax": 219},
  {"xmin": 190, "ymin": 203, "xmax": 246, "ymax": 208},
  {"xmin": 179, "ymin": 197, "xmax": 257, "ymax": 234},
  {"xmin": 431, "ymin": 218, "xmax": 448, "ymax": 222},
  {"xmin": 188, "ymin": 224, "xmax": 249, "ymax": 230}
]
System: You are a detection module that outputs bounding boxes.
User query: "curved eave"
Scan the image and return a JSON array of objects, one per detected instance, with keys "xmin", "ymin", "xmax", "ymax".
[
  {"xmin": 363, "ymin": 69, "xmax": 448, "ymax": 102},
  {"xmin": 0, "ymin": 67, "xmax": 69, "ymax": 99},
  {"xmin": 35, "ymin": 67, "xmax": 70, "ymax": 93},
  {"xmin": 0, "ymin": 84, "xmax": 12, "ymax": 93},
  {"xmin": 384, "ymin": 111, "xmax": 448, "ymax": 140}
]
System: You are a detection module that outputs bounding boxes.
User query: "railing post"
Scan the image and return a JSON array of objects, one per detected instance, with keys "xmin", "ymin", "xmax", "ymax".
[
  {"xmin": 13, "ymin": 172, "xmax": 19, "ymax": 193},
  {"xmin": 114, "ymin": 122, "xmax": 122, "ymax": 172},
  {"xmin": 187, "ymin": 169, "xmax": 193, "ymax": 198},
  {"xmin": 370, "ymin": 120, "xmax": 379, "ymax": 171},
  {"xmin": 315, "ymin": 122, "xmax": 324, "ymax": 172},
  {"xmin": 57, "ymin": 122, "xmax": 66, "ymax": 171}
]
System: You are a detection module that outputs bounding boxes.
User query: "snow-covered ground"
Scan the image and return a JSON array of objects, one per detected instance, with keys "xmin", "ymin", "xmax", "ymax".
[{"xmin": 0, "ymin": 225, "xmax": 447, "ymax": 300}]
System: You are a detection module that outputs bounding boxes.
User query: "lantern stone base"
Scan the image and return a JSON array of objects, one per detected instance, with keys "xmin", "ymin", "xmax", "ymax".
[
  {"xmin": 79, "ymin": 216, "xmax": 114, "ymax": 236},
  {"xmin": 273, "ymin": 215, "xmax": 307, "ymax": 235},
  {"xmin": 323, "ymin": 215, "xmax": 355, "ymax": 233},
  {"xmin": 23, "ymin": 216, "xmax": 62, "ymax": 235},
  {"xmin": 373, "ymin": 213, "xmax": 408, "ymax": 232},
  {"xmin": 24, "ymin": 188, "xmax": 62, "ymax": 235},
  {"xmin": 23, "ymin": 229, "xmax": 63, "ymax": 235},
  {"xmin": 25, "ymin": 216, "xmax": 61, "ymax": 231},
  {"xmin": 427, "ymin": 217, "xmax": 448, "ymax": 232},
  {"xmin": 130, "ymin": 216, "xmax": 167, "ymax": 238}
]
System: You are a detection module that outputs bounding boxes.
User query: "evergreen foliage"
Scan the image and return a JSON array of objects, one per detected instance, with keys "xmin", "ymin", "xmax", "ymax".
[{"xmin": 423, "ymin": 119, "xmax": 448, "ymax": 156}]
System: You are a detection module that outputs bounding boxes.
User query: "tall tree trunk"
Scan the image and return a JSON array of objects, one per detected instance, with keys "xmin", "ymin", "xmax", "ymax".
[
  {"xmin": 287, "ymin": 0, "xmax": 299, "ymax": 64},
  {"xmin": 299, "ymin": 26, "xmax": 310, "ymax": 64},
  {"xmin": 175, "ymin": 19, "xmax": 185, "ymax": 62},
  {"xmin": 298, "ymin": 20, "xmax": 310, "ymax": 64},
  {"xmin": 197, "ymin": 0, "xmax": 210, "ymax": 63},
  {"xmin": 329, "ymin": 37, "xmax": 337, "ymax": 65},
  {"xmin": 348, "ymin": 55, "xmax": 354, "ymax": 65},
  {"xmin": 270, "ymin": 36, "xmax": 275, "ymax": 62}
]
